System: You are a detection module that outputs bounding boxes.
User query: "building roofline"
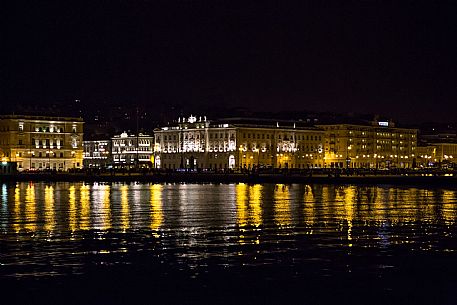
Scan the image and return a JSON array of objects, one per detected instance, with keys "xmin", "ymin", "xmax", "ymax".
[
  {"xmin": 229, "ymin": 123, "xmax": 322, "ymax": 131},
  {"xmin": 316, "ymin": 123, "xmax": 418, "ymax": 131}
]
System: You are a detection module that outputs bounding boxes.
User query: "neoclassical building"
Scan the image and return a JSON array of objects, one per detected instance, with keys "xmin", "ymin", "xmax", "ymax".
[
  {"xmin": 0, "ymin": 115, "xmax": 84, "ymax": 171},
  {"xmin": 154, "ymin": 116, "xmax": 325, "ymax": 170},
  {"xmin": 317, "ymin": 120, "xmax": 418, "ymax": 168}
]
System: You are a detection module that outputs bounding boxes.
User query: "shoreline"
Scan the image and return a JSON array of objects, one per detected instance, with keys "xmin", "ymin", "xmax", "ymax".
[{"xmin": 1, "ymin": 172, "xmax": 457, "ymax": 186}]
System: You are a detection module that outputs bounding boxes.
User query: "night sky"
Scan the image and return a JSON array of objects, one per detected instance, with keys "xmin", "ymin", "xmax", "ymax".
[{"xmin": 3, "ymin": 0, "xmax": 457, "ymax": 123}]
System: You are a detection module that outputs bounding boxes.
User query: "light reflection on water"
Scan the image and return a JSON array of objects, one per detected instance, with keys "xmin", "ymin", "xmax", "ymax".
[{"xmin": 0, "ymin": 182, "xmax": 456, "ymax": 279}]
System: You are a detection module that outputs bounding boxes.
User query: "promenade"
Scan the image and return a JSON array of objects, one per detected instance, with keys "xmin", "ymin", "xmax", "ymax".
[{"xmin": 1, "ymin": 170, "xmax": 456, "ymax": 186}]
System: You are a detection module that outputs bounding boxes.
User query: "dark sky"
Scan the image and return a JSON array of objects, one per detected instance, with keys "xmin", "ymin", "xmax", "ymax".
[{"xmin": 3, "ymin": 0, "xmax": 457, "ymax": 123}]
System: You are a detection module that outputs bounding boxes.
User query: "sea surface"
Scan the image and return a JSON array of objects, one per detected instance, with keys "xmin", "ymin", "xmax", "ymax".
[{"xmin": 1, "ymin": 182, "xmax": 456, "ymax": 305}]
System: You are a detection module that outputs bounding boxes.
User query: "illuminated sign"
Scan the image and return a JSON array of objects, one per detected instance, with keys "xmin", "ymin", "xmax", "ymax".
[{"xmin": 378, "ymin": 121, "xmax": 389, "ymax": 127}]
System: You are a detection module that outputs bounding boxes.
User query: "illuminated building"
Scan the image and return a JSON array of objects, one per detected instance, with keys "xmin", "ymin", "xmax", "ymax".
[
  {"xmin": 83, "ymin": 140, "xmax": 111, "ymax": 168},
  {"xmin": 0, "ymin": 115, "xmax": 84, "ymax": 171},
  {"xmin": 434, "ymin": 143, "xmax": 457, "ymax": 166},
  {"xmin": 154, "ymin": 115, "xmax": 325, "ymax": 170},
  {"xmin": 317, "ymin": 120, "xmax": 418, "ymax": 168},
  {"xmin": 415, "ymin": 145, "xmax": 435, "ymax": 167},
  {"xmin": 416, "ymin": 143, "xmax": 457, "ymax": 168},
  {"xmin": 111, "ymin": 132, "xmax": 154, "ymax": 168}
]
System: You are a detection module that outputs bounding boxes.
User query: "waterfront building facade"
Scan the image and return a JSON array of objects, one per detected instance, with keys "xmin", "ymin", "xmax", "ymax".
[
  {"xmin": 318, "ymin": 120, "xmax": 418, "ymax": 168},
  {"xmin": 0, "ymin": 115, "xmax": 84, "ymax": 171},
  {"xmin": 433, "ymin": 143, "xmax": 457, "ymax": 166},
  {"xmin": 416, "ymin": 143, "xmax": 457, "ymax": 168},
  {"xmin": 111, "ymin": 132, "xmax": 154, "ymax": 168},
  {"xmin": 83, "ymin": 140, "xmax": 111, "ymax": 168},
  {"xmin": 154, "ymin": 116, "xmax": 325, "ymax": 170}
]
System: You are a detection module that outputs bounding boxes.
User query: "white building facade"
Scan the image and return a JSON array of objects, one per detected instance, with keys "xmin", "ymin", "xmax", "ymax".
[
  {"xmin": 154, "ymin": 116, "xmax": 325, "ymax": 170},
  {"xmin": 111, "ymin": 132, "xmax": 154, "ymax": 168}
]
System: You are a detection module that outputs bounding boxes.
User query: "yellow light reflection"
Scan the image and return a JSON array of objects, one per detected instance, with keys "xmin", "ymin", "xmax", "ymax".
[
  {"xmin": 150, "ymin": 184, "xmax": 163, "ymax": 235},
  {"xmin": 236, "ymin": 183, "xmax": 248, "ymax": 227},
  {"xmin": 13, "ymin": 185, "xmax": 21, "ymax": 233},
  {"xmin": 120, "ymin": 185, "xmax": 130, "ymax": 231},
  {"xmin": 44, "ymin": 185, "xmax": 55, "ymax": 232},
  {"xmin": 248, "ymin": 184, "xmax": 262, "ymax": 228},
  {"xmin": 100, "ymin": 184, "xmax": 112, "ymax": 230},
  {"xmin": 442, "ymin": 190, "xmax": 456, "ymax": 225},
  {"xmin": 24, "ymin": 183, "xmax": 37, "ymax": 232},
  {"xmin": 303, "ymin": 185, "xmax": 316, "ymax": 226},
  {"xmin": 80, "ymin": 184, "xmax": 91, "ymax": 230},
  {"xmin": 274, "ymin": 184, "xmax": 291, "ymax": 227},
  {"xmin": 343, "ymin": 187, "xmax": 355, "ymax": 248},
  {"xmin": 68, "ymin": 185, "xmax": 76, "ymax": 231}
]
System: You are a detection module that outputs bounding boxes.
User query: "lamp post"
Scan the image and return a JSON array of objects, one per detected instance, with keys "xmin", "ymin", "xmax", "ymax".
[{"xmin": 255, "ymin": 148, "xmax": 260, "ymax": 169}]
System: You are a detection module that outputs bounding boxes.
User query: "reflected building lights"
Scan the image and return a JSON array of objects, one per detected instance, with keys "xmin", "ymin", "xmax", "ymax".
[
  {"xmin": 274, "ymin": 184, "xmax": 291, "ymax": 228},
  {"xmin": 24, "ymin": 183, "xmax": 37, "ymax": 232},
  {"xmin": 103, "ymin": 185, "xmax": 112, "ymax": 230},
  {"xmin": 80, "ymin": 184, "xmax": 91, "ymax": 230},
  {"xmin": 1, "ymin": 184, "xmax": 7, "ymax": 205},
  {"xmin": 441, "ymin": 190, "xmax": 456, "ymax": 226},
  {"xmin": 0, "ymin": 182, "xmax": 455, "ymax": 257},
  {"xmin": 343, "ymin": 187, "xmax": 355, "ymax": 248},
  {"xmin": 235, "ymin": 183, "xmax": 264, "ymax": 245},
  {"xmin": 91, "ymin": 183, "xmax": 112, "ymax": 231},
  {"xmin": 236, "ymin": 183, "xmax": 248, "ymax": 229},
  {"xmin": 249, "ymin": 184, "xmax": 263, "ymax": 228},
  {"xmin": 150, "ymin": 184, "xmax": 163, "ymax": 234},
  {"xmin": 44, "ymin": 185, "xmax": 55, "ymax": 233},
  {"xmin": 13, "ymin": 185, "xmax": 21, "ymax": 233},
  {"xmin": 120, "ymin": 185, "xmax": 130, "ymax": 231},
  {"xmin": 303, "ymin": 185, "xmax": 316, "ymax": 226},
  {"xmin": 0, "ymin": 184, "xmax": 7, "ymax": 231},
  {"xmin": 68, "ymin": 185, "xmax": 77, "ymax": 232}
]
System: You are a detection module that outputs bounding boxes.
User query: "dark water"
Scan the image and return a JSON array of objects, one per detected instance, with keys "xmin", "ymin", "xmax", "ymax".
[{"xmin": 1, "ymin": 182, "xmax": 456, "ymax": 305}]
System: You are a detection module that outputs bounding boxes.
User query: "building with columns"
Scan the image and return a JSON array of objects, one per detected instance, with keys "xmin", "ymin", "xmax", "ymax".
[
  {"xmin": 0, "ymin": 115, "xmax": 84, "ymax": 171},
  {"xmin": 153, "ymin": 115, "xmax": 325, "ymax": 170}
]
